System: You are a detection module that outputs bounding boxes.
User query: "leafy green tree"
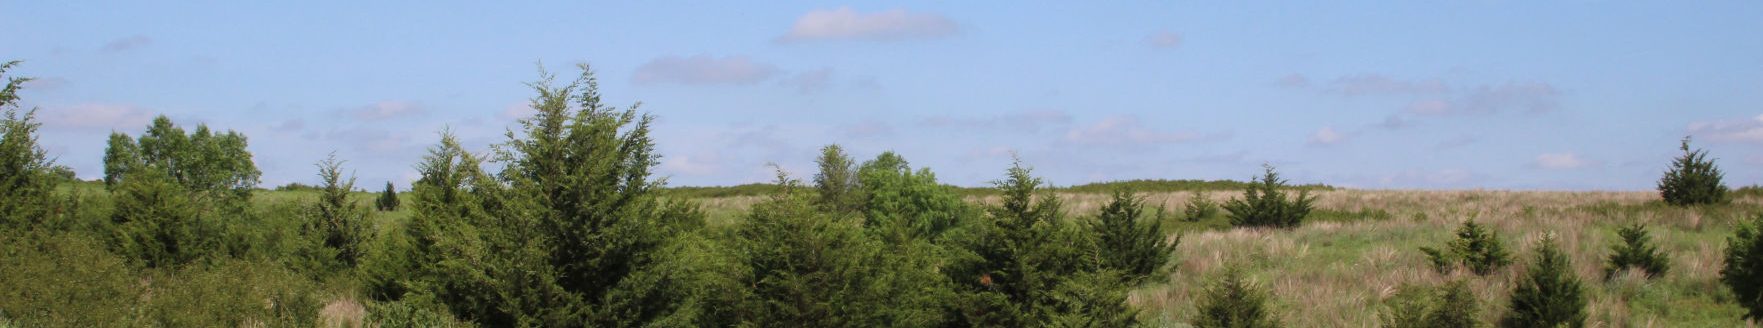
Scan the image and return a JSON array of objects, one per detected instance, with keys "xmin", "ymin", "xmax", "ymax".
[
  {"xmin": 103, "ymin": 116, "xmax": 261, "ymax": 207},
  {"xmin": 0, "ymin": 60, "xmax": 58, "ymax": 228},
  {"xmin": 1722, "ymin": 213, "xmax": 1763, "ymax": 322},
  {"xmin": 1501, "ymin": 235, "xmax": 1586, "ymax": 328},
  {"xmin": 376, "ymin": 181, "xmax": 401, "ymax": 211},
  {"xmin": 1089, "ymin": 189, "xmax": 1178, "ymax": 284},
  {"xmin": 1422, "ymin": 220, "xmax": 1513, "ymax": 276},
  {"xmin": 1605, "ymin": 223, "xmax": 1668, "ymax": 279},
  {"xmin": 1658, "ymin": 136, "xmax": 1729, "ymax": 206},
  {"xmin": 1223, "ymin": 164, "xmax": 1315, "ymax": 228},
  {"xmin": 855, "ymin": 151, "xmax": 972, "ymax": 243},
  {"xmin": 813, "ymin": 144, "xmax": 861, "ymax": 213},
  {"xmin": 1193, "ymin": 268, "xmax": 1279, "ymax": 328},
  {"xmin": 308, "ymin": 154, "xmax": 372, "ymax": 268},
  {"xmin": 1382, "ymin": 280, "xmax": 1479, "ymax": 328}
]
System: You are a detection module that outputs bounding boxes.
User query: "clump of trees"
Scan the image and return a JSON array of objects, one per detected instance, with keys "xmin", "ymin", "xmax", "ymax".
[
  {"xmin": 1723, "ymin": 213, "xmax": 1763, "ymax": 322},
  {"xmin": 1605, "ymin": 223, "xmax": 1668, "ymax": 279},
  {"xmin": 1223, "ymin": 164, "xmax": 1315, "ymax": 228},
  {"xmin": 1658, "ymin": 137, "xmax": 1728, "ymax": 206},
  {"xmin": 1422, "ymin": 220, "xmax": 1513, "ymax": 276}
]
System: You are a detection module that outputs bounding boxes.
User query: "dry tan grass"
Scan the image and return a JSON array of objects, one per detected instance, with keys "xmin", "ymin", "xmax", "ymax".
[{"xmin": 319, "ymin": 296, "xmax": 366, "ymax": 328}]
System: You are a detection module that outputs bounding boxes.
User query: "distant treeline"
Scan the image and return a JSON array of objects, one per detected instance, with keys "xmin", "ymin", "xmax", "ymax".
[{"xmin": 668, "ymin": 179, "xmax": 1336, "ymax": 198}]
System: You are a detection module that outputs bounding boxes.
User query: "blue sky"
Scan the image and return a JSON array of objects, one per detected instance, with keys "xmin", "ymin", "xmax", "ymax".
[{"xmin": 4, "ymin": 1, "xmax": 1761, "ymax": 190}]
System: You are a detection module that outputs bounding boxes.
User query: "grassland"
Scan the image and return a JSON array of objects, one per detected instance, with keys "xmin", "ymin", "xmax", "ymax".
[{"xmin": 680, "ymin": 189, "xmax": 1762, "ymax": 326}]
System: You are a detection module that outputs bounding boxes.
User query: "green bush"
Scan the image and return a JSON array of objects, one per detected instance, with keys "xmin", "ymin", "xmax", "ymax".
[
  {"xmin": 1223, "ymin": 164, "xmax": 1316, "ymax": 228},
  {"xmin": 0, "ymin": 61, "xmax": 58, "ymax": 228},
  {"xmin": 1036, "ymin": 270, "xmax": 1138, "ymax": 328},
  {"xmin": 367, "ymin": 299, "xmax": 474, "ymax": 328},
  {"xmin": 1658, "ymin": 137, "xmax": 1729, "ymax": 206},
  {"xmin": 1501, "ymin": 235, "xmax": 1586, "ymax": 328},
  {"xmin": 0, "ymin": 232, "xmax": 141, "ymax": 327},
  {"xmin": 1185, "ymin": 190, "xmax": 1219, "ymax": 222},
  {"xmin": 1605, "ymin": 223, "xmax": 1668, "ymax": 279},
  {"xmin": 855, "ymin": 151, "xmax": 973, "ymax": 243},
  {"xmin": 108, "ymin": 168, "xmax": 223, "ymax": 268},
  {"xmin": 1381, "ymin": 280, "xmax": 1479, "ymax": 328},
  {"xmin": 1421, "ymin": 220, "xmax": 1513, "ymax": 276},
  {"xmin": 1193, "ymin": 268, "xmax": 1279, "ymax": 328},
  {"xmin": 1722, "ymin": 213, "xmax": 1763, "ymax": 322},
  {"xmin": 306, "ymin": 155, "xmax": 372, "ymax": 268},
  {"xmin": 812, "ymin": 144, "xmax": 861, "ymax": 213},
  {"xmin": 140, "ymin": 259, "xmax": 322, "ymax": 327},
  {"xmin": 1090, "ymin": 189, "xmax": 1178, "ymax": 284},
  {"xmin": 376, "ymin": 181, "xmax": 400, "ymax": 211}
]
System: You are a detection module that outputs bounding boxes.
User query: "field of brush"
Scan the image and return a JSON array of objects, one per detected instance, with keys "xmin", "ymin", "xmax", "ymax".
[{"xmin": 681, "ymin": 189, "xmax": 1763, "ymax": 326}]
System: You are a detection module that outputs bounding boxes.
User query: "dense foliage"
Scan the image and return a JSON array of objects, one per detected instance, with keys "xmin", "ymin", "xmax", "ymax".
[
  {"xmin": 1658, "ymin": 137, "xmax": 1729, "ymax": 206},
  {"xmin": 1193, "ymin": 268, "xmax": 1279, "ymax": 328},
  {"xmin": 1223, "ymin": 164, "xmax": 1315, "ymax": 228},
  {"xmin": 1422, "ymin": 220, "xmax": 1513, "ymax": 276},
  {"xmin": 1501, "ymin": 235, "xmax": 1586, "ymax": 328},
  {"xmin": 1723, "ymin": 214, "xmax": 1763, "ymax": 322},
  {"xmin": 1605, "ymin": 223, "xmax": 1668, "ymax": 279}
]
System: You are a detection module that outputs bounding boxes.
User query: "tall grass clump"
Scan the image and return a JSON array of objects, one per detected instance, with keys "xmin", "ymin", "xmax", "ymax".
[
  {"xmin": 1722, "ymin": 213, "xmax": 1763, "ymax": 322},
  {"xmin": 1658, "ymin": 136, "xmax": 1728, "ymax": 206},
  {"xmin": 1501, "ymin": 235, "xmax": 1586, "ymax": 328},
  {"xmin": 1604, "ymin": 223, "xmax": 1668, "ymax": 280},
  {"xmin": 1222, "ymin": 164, "xmax": 1315, "ymax": 229},
  {"xmin": 1421, "ymin": 220, "xmax": 1512, "ymax": 276}
]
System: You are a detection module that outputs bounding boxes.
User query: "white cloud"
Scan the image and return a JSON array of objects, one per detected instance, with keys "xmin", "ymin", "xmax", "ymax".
[
  {"xmin": 1308, "ymin": 127, "xmax": 1346, "ymax": 146},
  {"xmin": 1534, "ymin": 152, "xmax": 1592, "ymax": 170},
  {"xmin": 777, "ymin": 7, "xmax": 959, "ymax": 43},
  {"xmin": 38, "ymin": 103, "xmax": 155, "ymax": 129},
  {"xmin": 1064, "ymin": 115, "xmax": 1205, "ymax": 146},
  {"xmin": 632, "ymin": 55, "xmax": 779, "ymax": 86},
  {"xmin": 661, "ymin": 152, "xmax": 723, "ymax": 176},
  {"xmin": 1145, "ymin": 31, "xmax": 1182, "ymax": 48},
  {"xmin": 352, "ymin": 101, "xmax": 424, "ymax": 120},
  {"xmin": 1688, "ymin": 114, "xmax": 1763, "ymax": 143},
  {"xmin": 100, "ymin": 35, "xmax": 153, "ymax": 53}
]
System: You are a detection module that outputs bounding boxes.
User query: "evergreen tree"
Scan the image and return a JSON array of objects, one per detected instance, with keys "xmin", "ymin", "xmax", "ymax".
[
  {"xmin": 1422, "ymin": 220, "xmax": 1513, "ymax": 276},
  {"xmin": 1605, "ymin": 223, "xmax": 1668, "ymax": 279},
  {"xmin": 1193, "ymin": 268, "xmax": 1279, "ymax": 328},
  {"xmin": 0, "ymin": 60, "xmax": 58, "ymax": 227},
  {"xmin": 1382, "ymin": 280, "xmax": 1479, "ymax": 328},
  {"xmin": 309, "ymin": 154, "xmax": 371, "ymax": 268},
  {"xmin": 376, "ymin": 181, "xmax": 400, "ymax": 211},
  {"xmin": 1089, "ymin": 189, "xmax": 1178, "ymax": 284},
  {"xmin": 1658, "ymin": 136, "xmax": 1728, "ymax": 206},
  {"xmin": 812, "ymin": 144, "xmax": 861, "ymax": 213},
  {"xmin": 1721, "ymin": 213, "xmax": 1763, "ymax": 322},
  {"xmin": 1501, "ymin": 235, "xmax": 1586, "ymax": 328},
  {"xmin": 1223, "ymin": 164, "xmax": 1315, "ymax": 228},
  {"xmin": 1185, "ymin": 189, "xmax": 1218, "ymax": 222},
  {"xmin": 109, "ymin": 168, "xmax": 218, "ymax": 268},
  {"xmin": 1036, "ymin": 270, "xmax": 1139, "ymax": 328}
]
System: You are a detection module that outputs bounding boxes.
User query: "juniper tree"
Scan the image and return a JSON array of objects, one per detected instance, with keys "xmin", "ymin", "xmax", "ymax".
[
  {"xmin": 1501, "ymin": 235, "xmax": 1586, "ymax": 328},
  {"xmin": 1658, "ymin": 136, "xmax": 1728, "ymax": 206},
  {"xmin": 109, "ymin": 168, "xmax": 218, "ymax": 268},
  {"xmin": 812, "ymin": 144, "xmax": 861, "ymax": 213},
  {"xmin": 1382, "ymin": 280, "xmax": 1479, "ymax": 328},
  {"xmin": 1185, "ymin": 189, "xmax": 1218, "ymax": 222},
  {"xmin": 308, "ymin": 154, "xmax": 371, "ymax": 268},
  {"xmin": 0, "ymin": 60, "xmax": 58, "ymax": 227},
  {"xmin": 1194, "ymin": 268, "xmax": 1279, "ymax": 328},
  {"xmin": 1722, "ymin": 213, "xmax": 1763, "ymax": 322},
  {"xmin": 1223, "ymin": 164, "xmax": 1315, "ymax": 228},
  {"xmin": 1422, "ymin": 220, "xmax": 1513, "ymax": 276},
  {"xmin": 1605, "ymin": 223, "xmax": 1668, "ymax": 279},
  {"xmin": 1089, "ymin": 189, "xmax": 1178, "ymax": 284},
  {"xmin": 376, "ymin": 181, "xmax": 400, "ymax": 211}
]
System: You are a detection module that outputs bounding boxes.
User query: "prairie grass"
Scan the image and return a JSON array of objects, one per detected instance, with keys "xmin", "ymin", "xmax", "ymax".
[{"xmin": 695, "ymin": 189, "xmax": 1763, "ymax": 326}]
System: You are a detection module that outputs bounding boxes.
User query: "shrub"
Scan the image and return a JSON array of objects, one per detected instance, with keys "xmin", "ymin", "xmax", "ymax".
[
  {"xmin": 141, "ymin": 259, "xmax": 322, "ymax": 327},
  {"xmin": 376, "ymin": 181, "xmax": 400, "ymax": 211},
  {"xmin": 1381, "ymin": 280, "xmax": 1479, "ymax": 328},
  {"xmin": 0, "ymin": 61, "xmax": 58, "ymax": 228},
  {"xmin": 1223, "ymin": 164, "xmax": 1316, "ymax": 228},
  {"xmin": 1722, "ymin": 213, "xmax": 1763, "ymax": 322},
  {"xmin": 0, "ymin": 232, "xmax": 141, "ymax": 326},
  {"xmin": 1501, "ymin": 235, "xmax": 1586, "ymax": 328},
  {"xmin": 1421, "ymin": 220, "xmax": 1513, "ymax": 276},
  {"xmin": 1185, "ymin": 189, "xmax": 1218, "ymax": 222},
  {"xmin": 1036, "ymin": 270, "xmax": 1138, "ymax": 328},
  {"xmin": 109, "ymin": 168, "xmax": 221, "ymax": 268},
  {"xmin": 1089, "ymin": 189, "xmax": 1178, "ymax": 284},
  {"xmin": 855, "ymin": 151, "xmax": 972, "ymax": 242},
  {"xmin": 1658, "ymin": 136, "xmax": 1728, "ymax": 206},
  {"xmin": 366, "ymin": 299, "xmax": 473, "ymax": 328},
  {"xmin": 1605, "ymin": 223, "xmax": 1668, "ymax": 279},
  {"xmin": 1193, "ymin": 268, "xmax": 1279, "ymax": 328}
]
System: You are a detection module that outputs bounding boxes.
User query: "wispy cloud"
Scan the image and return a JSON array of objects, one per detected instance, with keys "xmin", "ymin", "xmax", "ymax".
[
  {"xmin": 1327, "ymin": 74, "xmax": 1449, "ymax": 96},
  {"xmin": 1063, "ymin": 115, "xmax": 1211, "ymax": 147},
  {"xmin": 777, "ymin": 7, "xmax": 959, "ymax": 43},
  {"xmin": 1687, "ymin": 114, "xmax": 1763, "ymax": 143},
  {"xmin": 1275, "ymin": 74, "xmax": 1309, "ymax": 88},
  {"xmin": 38, "ymin": 103, "xmax": 155, "ymax": 129},
  {"xmin": 633, "ymin": 55, "xmax": 779, "ymax": 86},
  {"xmin": 920, "ymin": 110, "xmax": 1073, "ymax": 133},
  {"xmin": 1145, "ymin": 31, "xmax": 1182, "ymax": 48},
  {"xmin": 1308, "ymin": 126, "xmax": 1348, "ymax": 146},
  {"xmin": 100, "ymin": 35, "xmax": 153, "ymax": 53},
  {"xmin": 351, "ymin": 101, "xmax": 424, "ymax": 120},
  {"xmin": 1534, "ymin": 152, "xmax": 1593, "ymax": 170},
  {"xmin": 780, "ymin": 68, "xmax": 835, "ymax": 94}
]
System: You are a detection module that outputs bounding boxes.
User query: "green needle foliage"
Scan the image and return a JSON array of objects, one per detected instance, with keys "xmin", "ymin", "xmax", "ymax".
[
  {"xmin": 0, "ymin": 61, "xmax": 58, "ymax": 228},
  {"xmin": 1422, "ymin": 220, "xmax": 1513, "ymax": 276},
  {"xmin": 308, "ymin": 154, "xmax": 371, "ymax": 268},
  {"xmin": 1722, "ymin": 213, "xmax": 1763, "ymax": 322},
  {"xmin": 1382, "ymin": 280, "xmax": 1480, "ymax": 328},
  {"xmin": 1604, "ymin": 223, "xmax": 1668, "ymax": 280},
  {"xmin": 1223, "ymin": 164, "xmax": 1315, "ymax": 229},
  {"xmin": 1501, "ymin": 235, "xmax": 1586, "ymax": 328},
  {"xmin": 1658, "ymin": 136, "xmax": 1729, "ymax": 206},
  {"xmin": 1185, "ymin": 190, "xmax": 1218, "ymax": 222},
  {"xmin": 1089, "ymin": 189, "xmax": 1178, "ymax": 284},
  {"xmin": 1193, "ymin": 268, "xmax": 1279, "ymax": 328},
  {"xmin": 375, "ymin": 181, "xmax": 400, "ymax": 211}
]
